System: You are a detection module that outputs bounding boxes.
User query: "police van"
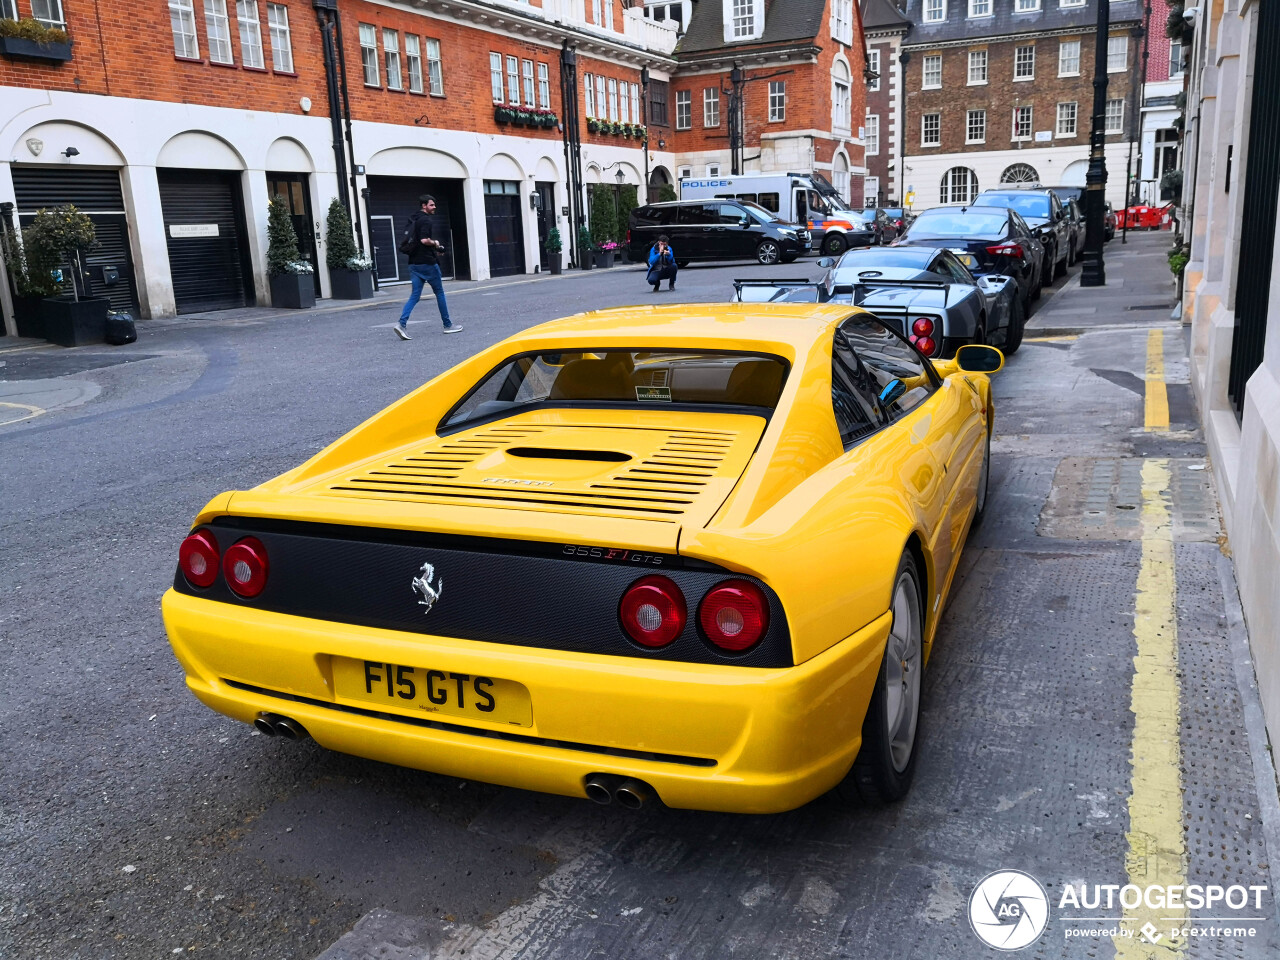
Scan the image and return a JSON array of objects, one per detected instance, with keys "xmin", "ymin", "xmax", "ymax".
[{"xmin": 679, "ymin": 172, "xmax": 875, "ymax": 255}]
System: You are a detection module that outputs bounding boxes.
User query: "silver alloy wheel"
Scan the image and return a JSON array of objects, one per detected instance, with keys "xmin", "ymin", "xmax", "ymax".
[
  {"xmin": 757, "ymin": 240, "xmax": 781, "ymax": 265},
  {"xmin": 976, "ymin": 430, "xmax": 990, "ymax": 514},
  {"xmin": 883, "ymin": 569, "xmax": 923, "ymax": 773}
]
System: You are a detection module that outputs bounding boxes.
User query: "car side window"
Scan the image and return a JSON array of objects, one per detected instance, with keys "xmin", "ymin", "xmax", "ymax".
[
  {"xmin": 941, "ymin": 251, "xmax": 977, "ymax": 284},
  {"xmin": 719, "ymin": 203, "xmax": 745, "ymax": 224},
  {"xmin": 678, "ymin": 204, "xmax": 718, "ymax": 225},
  {"xmin": 829, "ymin": 337, "xmax": 884, "ymax": 447},
  {"xmin": 1011, "ymin": 212, "xmax": 1032, "ymax": 237},
  {"xmin": 836, "ymin": 317, "xmax": 937, "ymax": 422}
]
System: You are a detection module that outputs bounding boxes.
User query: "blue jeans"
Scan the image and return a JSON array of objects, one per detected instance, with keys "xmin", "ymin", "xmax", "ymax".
[{"xmin": 399, "ymin": 263, "xmax": 452, "ymax": 327}]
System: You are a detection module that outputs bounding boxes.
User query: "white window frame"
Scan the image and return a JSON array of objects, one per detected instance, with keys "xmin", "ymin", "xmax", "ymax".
[
  {"xmin": 968, "ymin": 49, "xmax": 987, "ymax": 85},
  {"xmin": 592, "ymin": 0, "xmax": 603, "ymax": 25},
  {"xmin": 1013, "ymin": 104, "xmax": 1033, "ymax": 140},
  {"xmin": 426, "ymin": 40, "xmax": 443, "ymax": 96},
  {"xmin": 360, "ymin": 24, "xmax": 379, "ymax": 86},
  {"xmin": 608, "ymin": 78, "xmax": 619, "ymax": 121},
  {"xmin": 769, "ymin": 80, "xmax": 786, "ymax": 122},
  {"xmin": 731, "ymin": 0, "xmax": 754, "ymax": 38},
  {"xmin": 604, "ymin": 0, "xmax": 613, "ymax": 29},
  {"xmin": 31, "ymin": 0, "xmax": 63, "ymax": 28},
  {"xmin": 1107, "ymin": 35, "xmax": 1128, "ymax": 73},
  {"xmin": 706, "ymin": 163, "xmax": 721, "ymax": 177},
  {"xmin": 675, "ymin": 89, "xmax": 692, "ymax": 129},
  {"xmin": 236, "ymin": 0, "xmax": 263, "ymax": 70},
  {"xmin": 630, "ymin": 82, "xmax": 640, "ymax": 123},
  {"xmin": 1014, "ymin": 44, "xmax": 1035, "ymax": 81},
  {"xmin": 507, "ymin": 55, "xmax": 521, "ymax": 105},
  {"xmin": 267, "ymin": 3, "xmax": 292, "ymax": 72},
  {"xmin": 921, "ymin": 112, "xmax": 941, "ymax": 146},
  {"xmin": 968, "ymin": 0, "xmax": 991, "ymax": 17},
  {"xmin": 539, "ymin": 63, "xmax": 552, "ymax": 109},
  {"xmin": 170, "ymin": 0, "xmax": 200, "ymax": 59},
  {"xmin": 522, "ymin": 58, "xmax": 535, "ymax": 108},
  {"xmin": 678, "ymin": 165, "xmax": 692, "ymax": 180},
  {"xmin": 865, "ymin": 113, "xmax": 879, "ymax": 154},
  {"xmin": 583, "ymin": 73, "xmax": 595, "ymax": 116},
  {"xmin": 1105, "ymin": 98, "xmax": 1125, "ymax": 134},
  {"xmin": 596, "ymin": 75, "xmax": 607, "ymax": 119},
  {"xmin": 864, "ymin": 176, "xmax": 880, "ymax": 205},
  {"xmin": 703, "ymin": 87, "xmax": 720, "ymax": 127},
  {"xmin": 1060, "ymin": 0, "xmax": 1085, "ymax": 6},
  {"xmin": 203, "ymin": 0, "xmax": 232, "ymax": 64},
  {"xmin": 1, "ymin": 0, "xmax": 18, "ymax": 19},
  {"xmin": 1169, "ymin": 39, "xmax": 1184, "ymax": 79},
  {"xmin": 619, "ymin": 81, "xmax": 630, "ymax": 124},
  {"xmin": 405, "ymin": 35, "xmax": 423, "ymax": 94},
  {"xmin": 492, "ymin": 53, "xmax": 506, "ymax": 103},
  {"xmin": 383, "ymin": 29, "xmax": 402, "ymax": 90},
  {"xmin": 941, "ymin": 167, "xmax": 978, "ymax": 205},
  {"xmin": 1015, "ymin": 0, "xmax": 1040, "ymax": 11},
  {"xmin": 1059, "ymin": 39, "xmax": 1081, "ymax": 77},
  {"xmin": 922, "ymin": 54, "xmax": 942, "ymax": 89},
  {"xmin": 1056, "ymin": 101, "xmax": 1078, "ymax": 137},
  {"xmin": 923, "ymin": 0, "xmax": 945, "ymax": 23},
  {"xmin": 832, "ymin": 0, "xmax": 853, "ymax": 45},
  {"xmin": 966, "ymin": 109, "xmax": 986, "ymax": 144},
  {"xmin": 868, "ymin": 49, "xmax": 880, "ymax": 92}
]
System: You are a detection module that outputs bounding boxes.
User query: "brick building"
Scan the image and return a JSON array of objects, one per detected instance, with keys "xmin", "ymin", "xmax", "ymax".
[
  {"xmin": 861, "ymin": 0, "xmax": 911, "ymax": 205},
  {"xmin": 898, "ymin": 0, "xmax": 1142, "ymax": 209},
  {"xmin": 1136, "ymin": 0, "xmax": 1183, "ymax": 204}
]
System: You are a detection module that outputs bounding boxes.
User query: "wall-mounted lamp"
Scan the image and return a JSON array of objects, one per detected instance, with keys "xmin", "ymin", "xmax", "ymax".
[
  {"xmin": 414, "ymin": 115, "xmax": 430, "ymax": 126},
  {"xmin": 61, "ymin": 146, "xmax": 79, "ymax": 158},
  {"xmin": 657, "ymin": 137, "xmax": 666, "ymax": 150}
]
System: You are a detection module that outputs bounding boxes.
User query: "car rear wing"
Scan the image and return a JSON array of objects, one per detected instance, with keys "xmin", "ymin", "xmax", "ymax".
[{"xmin": 732, "ymin": 279, "xmax": 823, "ymax": 303}]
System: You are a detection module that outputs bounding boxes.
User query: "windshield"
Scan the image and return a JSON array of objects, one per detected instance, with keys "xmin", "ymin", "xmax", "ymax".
[
  {"xmin": 906, "ymin": 211, "xmax": 1008, "ymax": 239},
  {"xmin": 975, "ymin": 194, "xmax": 1052, "ymax": 219},
  {"xmin": 443, "ymin": 350, "xmax": 790, "ymax": 428},
  {"xmin": 835, "ymin": 248, "xmax": 934, "ymax": 270},
  {"xmin": 740, "ymin": 200, "xmax": 779, "ymax": 222}
]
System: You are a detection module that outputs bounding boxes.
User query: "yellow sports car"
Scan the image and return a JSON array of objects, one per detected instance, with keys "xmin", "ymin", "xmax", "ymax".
[{"xmin": 161, "ymin": 304, "xmax": 1002, "ymax": 814}]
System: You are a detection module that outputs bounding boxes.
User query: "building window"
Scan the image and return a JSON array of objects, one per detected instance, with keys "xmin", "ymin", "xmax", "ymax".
[
  {"xmin": 236, "ymin": 0, "xmax": 263, "ymax": 69},
  {"xmin": 704, "ymin": 87, "xmax": 720, "ymax": 126},
  {"xmin": 202, "ymin": 0, "xmax": 232, "ymax": 63},
  {"xmin": 360, "ymin": 24, "xmax": 380, "ymax": 85},
  {"xmin": 0, "ymin": 0, "xmax": 16, "ymax": 17},
  {"xmin": 1014, "ymin": 44, "xmax": 1035, "ymax": 80},
  {"xmin": 679, "ymin": 165, "xmax": 692, "ymax": 180},
  {"xmin": 1015, "ymin": 0, "xmax": 1040, "ymax": 11},
  {"xmin": 1059, "ymin": 39, "xmax": 1080, "ymax": 76},
  {"xmin": 31, "ymin": 0, "xmax": 63, "ymax": 27},
  {"xmin": 1001, "ymin": 162, "xmax": 1039, "ymax": 183},
  {"xmin": 384, "ymin": 30, "xmax": 402, "ymax": 90},
  {"xmin": 596, "ymin": 75, "xmax": 607, "ymax": 118},
  {"xmin": 1061, "ymin": 0, "xmax": 1085, "ymax": 6},
  {"xmin": 592, "ymin": 0, "xmax": 603, "ymax": 25},
  {"xmin": 620, "ymin": 81, "xmax": 630, "ymax": 124},
  {"xmin": 522, "ymin": 59, "xmax": 535, "ymax": 107},
  {"xmin": 539, "ymin": 63, "xmax": 551, "ymax": 109},
  {"xmin": 968, "ymin": 49, "xmax": 987, "ymax": 84},
  {"xmin": 405, "ymin": 35, "xmax": 423, "ymax": 93},
  {"xmin": 1056, "ymin": 101, "xmax": 1078, "ymax": 136},
  {"xmin": 1107, "ymin": 35, "xmax": 1128, "ymax": 73},
  {"xmin": 675, "ymin": 89, "xmax": 691, "ymax": 129},
  {"xmin": 968, "ymin": 0, "xmax": 990, "ymax": 16},
  {"xmin": 924, "ymin": 0, "xmax": 945, "ymax": 23},
  {"xmin": 507, "ymin": 55, "xmax": 521, "ymax": 105},
  {"xmin": 707, "ymin": 162, "xmax": 721, "ymax": 177},
  {"xmin": 608, "ymin": 78, "xmax": 619, "ymax": 121},
  {"xmin": 769, "ymin": 80, "xmax": 786, "ymax": 121},
  {"xmin": 864, "ymin": 176, "xmax": 880, "ymax": 205},
  {"xmin": 868, "ymin": 49, "xmax": 880, "ymax": 91},
  {"xmin": 940, "ymin": 167, "xmax": 978, "ymax": 204},
  {"xmin": 967, "ymin": 109, "xmax": 986, "ymax": 143},
  {"xmin": 832, "ymin": 0, "xmax": 853, "ymax": 45},
  {"xmin": 923, "ymin": 54, "xmax": 942, "ymax": 89},
  {"xmin": 583, "ymin": 73, "xmax": 595, "ymax": 114},
  {"xmin": 1169, "ymin": 40, "xmax": 1184, "ymax": 79},
  {"xmin": 427, "ymin": 39, "xmax": 444, "ymax": 95},
  {"xmin": 649, "ymin": 80, "xmax": 669, "ymax": 126},
  {"xmin": 630, "ymin": 82, "xmax": 641, "ymax": 123},
  {"xmin": 1013, "ymin": 104, "xmax": 1033, "ymax": 140},
  {"xmin": 833, "ymin": 153, "xmax": 850, "ymax": 202},
  {"xmin": 921, "ymin": 112, "xmax": 941, "ymax": 146},
  {"xmin": 731, "ymin": 0, "xmax": 754, "ymax": 37},
  {"xmin": 833, "ymin": 60, "xmax": 851, "ymax": 131},
  {"xmin": 169, "ymin": 0, "xmax": 200, "ymax": 59},
  {"xmin": 492, "ymin": 53, "xmax": 505, "ymax": 103},
  {"xmin": 603, "ymin": 0, "xmax": 613, "ymax": 29},
  {"xmin": 267, "ymin": 3, "xmax": 292, "ymax": 72},
  {"xmin": 865, "ymin": 114, "xmax": 879, "ymax": 154},
  {"xmin": 1105, "ymin": 98, "xmax": 1125, "ymax": 133}
]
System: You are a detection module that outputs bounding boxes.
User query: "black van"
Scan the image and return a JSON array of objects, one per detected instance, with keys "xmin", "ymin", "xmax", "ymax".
[{"xmin": 627, "ymin": 200, "xmax": 811, "ymax": 266}]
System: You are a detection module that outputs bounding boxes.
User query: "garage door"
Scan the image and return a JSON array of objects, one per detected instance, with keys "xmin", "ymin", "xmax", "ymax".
[
  {"xmin": 157, "ymin": 169, "xmax": 253, "ymax": 313},
  {"xmin": 365, "ymin": 176, "xmax": 469, "ymax": 281}
]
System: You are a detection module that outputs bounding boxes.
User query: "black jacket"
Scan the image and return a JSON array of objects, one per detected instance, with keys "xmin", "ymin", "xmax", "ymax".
[{"xmin": 405, "ymin": 211, "xmax": 440, "ymax": 266}]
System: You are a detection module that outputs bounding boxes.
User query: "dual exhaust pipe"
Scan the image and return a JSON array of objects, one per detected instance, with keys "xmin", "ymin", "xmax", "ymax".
[
  {"xmin": 584, "ymin": 773, "xmax": 657, "ymax": 810},
  {"xmin": 254, "ymin": 712, "xmax": 309, "ymax": 740}
]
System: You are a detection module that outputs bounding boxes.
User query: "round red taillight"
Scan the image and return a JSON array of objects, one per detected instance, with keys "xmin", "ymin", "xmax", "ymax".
[
  {"xmin": 178, "ymin": 529, "xmax": 220, "ymax": 588},
  {"xmin": 222, "ymin": 537, "xmax": 269, "ymax": 598},
  {"xmin": 912, "ymin": 317, "xmax": 935, "ymax": 337},
  {"xmin": 698, "ymin": 580, "xmax": 769, "ymax": 652},
  {"xmin": 619, "ymin": 575, "xmax": 687, "ymax": 648},
  {"xmin": 915, "ymin": 336, "xmax": 938, "ymax": 357}
]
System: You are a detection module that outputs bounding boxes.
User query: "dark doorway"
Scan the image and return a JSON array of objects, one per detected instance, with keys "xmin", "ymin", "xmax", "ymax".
[
  {"xmin": 267, "ymin": 173, "xmax": 321, "ymax": 296},
  {"xmin": 535, "ymin": 181, "xmax": 556, "ymax": 271},
  {"xmin": 157, "ymin": 168, "xmax": 254, "ymax": 313},
  {"xmin": 365, "ymin": 176, "xmax": 469, "ymax": 282},
  {"xmin": 484, "ymin": 180, "xmax": 525, "ymax": 277}
]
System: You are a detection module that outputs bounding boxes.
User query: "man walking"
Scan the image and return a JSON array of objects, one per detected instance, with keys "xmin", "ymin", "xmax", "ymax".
[{"xmin": 397, "ymin": 195, "xmax": 462, "ymax": 340}]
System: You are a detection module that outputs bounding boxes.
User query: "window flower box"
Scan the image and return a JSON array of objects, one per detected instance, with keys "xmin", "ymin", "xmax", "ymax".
[{"xmin": 0, "ymin": 34, "xmax": 72, "ymax": 62}]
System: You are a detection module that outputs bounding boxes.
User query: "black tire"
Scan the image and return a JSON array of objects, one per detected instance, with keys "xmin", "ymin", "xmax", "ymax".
[
  {"xmin": 822, "ymin": 233, "xmax": 848, "ymax": 256},
  {"xmin": 1067, "ymin": 240, "xmax": 1076, "ymax": 267},
  {"xmin": 1041, "ymin": 252, "xmax": 1054, "ymax": 290},
  {"xmin": 1030, "ymin": 269, "xmax": 1042, "ymax": 302},
  {"xmin": 677, "ymin": 260, "xmax": 689, "ymax": 269},
  {"xmin": 1054, "ymin": 250, "xmax": 1068, "ymax": 280},
  {"xmin": 756, "ymin": 240, "xmax": 782, "ymax": 265},
  {"xmin": 1003, "ymin": 295, "xmax": 1025, "ymax": 355},
  {"xmin": 972, "ymin": 425, "xmax": 992, "ymax": 527},
  {"xmin": 839, "ymin": 552, "xmax": 925, "ymax": 805}
]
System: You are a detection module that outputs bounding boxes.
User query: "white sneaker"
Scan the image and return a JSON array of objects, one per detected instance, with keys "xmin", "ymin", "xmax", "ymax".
[
  {"xmin": 395, "ymin": 325, "xmax": 411, "ymax": 341},
  {"xmin": 443, "ymin": 324, "xmax": 464, "ymax": 334}
]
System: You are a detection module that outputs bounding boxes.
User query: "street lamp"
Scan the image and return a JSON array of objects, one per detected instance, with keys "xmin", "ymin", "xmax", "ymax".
[{"xmin": 1081, "ymin": 0, "xmax": 1111, "ymax": 286}]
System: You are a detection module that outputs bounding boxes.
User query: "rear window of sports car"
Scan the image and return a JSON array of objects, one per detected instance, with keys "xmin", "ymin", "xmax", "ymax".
[{"xmin": 441, "ymin": 350, "xmax": 789, "ymax": 430}]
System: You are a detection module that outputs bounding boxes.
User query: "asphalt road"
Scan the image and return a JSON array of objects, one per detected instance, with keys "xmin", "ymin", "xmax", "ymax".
[{"xmin": 2, "ymin": 237, "xmax": 1277, "ymax": 959}]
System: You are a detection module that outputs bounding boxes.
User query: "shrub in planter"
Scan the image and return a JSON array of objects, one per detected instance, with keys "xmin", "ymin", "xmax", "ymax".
[
  {"xmin": 325, "ymin": 197, "xmax": 374, "ymax": 299},
  {"xmin": 587, "ymin": 118, "xmax": 601, "ymax": 134},
  {"xmin": 0, "ymin": 17, "xmax": 72, "ymax": 60},
  {"xmin": 545, "ymin": 227, "xmax": 563, "ymax": 274},
  {"xmin": 577, "ymin": 225, "xmax": 595, "ymax": 269},
  {"xmin": 588, "ymin": 186, "xmax": 618, "ymax": 254},
  {"xmin": 267, "ymin": 196, "xmax": 316, "ymax": 309},
  {"xmin": 1, "ymin": 219, "xmax": 60, "ymax": 338},
  {"xmin": 16, "ymin": 205, "xmax": 107, "ymax": 345}
]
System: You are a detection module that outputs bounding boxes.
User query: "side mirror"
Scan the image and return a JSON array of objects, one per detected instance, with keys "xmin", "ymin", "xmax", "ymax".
[
  {"xmin": 816, "ymin": 256, "xmax": 836, "ymax": 268},
  {"xmin": 955, "ymin": 344, "xmax": 1005, "ymax": 374},
  {"xmin": 739, "ymin": 218, "xmax": 751, "ymax": 228},
  {"xmin": 878, "ymin": 379, "xmax": 907, "ymax": 407}
]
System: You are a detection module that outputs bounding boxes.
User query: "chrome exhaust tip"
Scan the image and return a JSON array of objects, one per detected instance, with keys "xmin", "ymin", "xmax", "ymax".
[
  {"xmin": 272, "ymin": 717, "xmax": 308, "ymax": 741},
  {"xmin": 253, "ymin": 714, "xmax": 279, "ymax": 736},
  {"xmin": 584, "ymin": 773, "xmax": 616, "ymax": 805},
  {"xmin": 614, "ymin": 778, "xmax": 655, "ymax": 810}
]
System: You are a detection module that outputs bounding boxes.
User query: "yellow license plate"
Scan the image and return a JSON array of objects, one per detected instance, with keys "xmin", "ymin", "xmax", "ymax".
[{"xmin": 332, "ymin": 657, "xmax": 533, "ymax": 727}]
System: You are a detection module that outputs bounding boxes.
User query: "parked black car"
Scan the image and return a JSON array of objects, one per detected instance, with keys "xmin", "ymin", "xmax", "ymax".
[
  {"xmin": 895, "ymin": 205, "xmax": 1045, "ymax": 313},
  {"xmin": 973, "ymin": 188, "xmax": 1071, "ymax": 285},
  {"xmin": 1063, "ymin": 198, "xmax": 1085, "ymax": 266},
  {"xmin": 628, "ymin": 200, "xmax": 811, "ymax": 266}
]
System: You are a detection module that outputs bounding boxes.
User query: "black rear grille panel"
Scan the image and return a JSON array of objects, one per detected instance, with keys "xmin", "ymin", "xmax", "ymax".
[{"xmin": 180, "ymin": 519, "xmax": 792, "ymax": 667}]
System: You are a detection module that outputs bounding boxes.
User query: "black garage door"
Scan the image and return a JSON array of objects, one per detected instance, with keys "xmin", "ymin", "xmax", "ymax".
[
  {"xmin": 157, "ymin": 169, "xmax": 253, "ymax": 313},
  {"xmin": 484, "ymin": 180, "xmax": 525, "ymax": 277},
  {"xmin": 11, "ymin": 166, "xmax": 141, "ymax": 314},
  {"xmin": 365, "ymin": 176, "xmax": 469, "ymax": 282}
]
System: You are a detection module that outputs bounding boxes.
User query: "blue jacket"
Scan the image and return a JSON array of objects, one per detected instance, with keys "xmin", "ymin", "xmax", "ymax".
[{"xmin": 648, "ymin": 245, "xmax": 676, "ymax": 268}]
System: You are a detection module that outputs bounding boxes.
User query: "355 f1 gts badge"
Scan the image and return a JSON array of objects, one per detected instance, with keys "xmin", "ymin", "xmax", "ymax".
[{"xmin": 412, "ymin": 562, "xmax": 443, "ymax": 614}]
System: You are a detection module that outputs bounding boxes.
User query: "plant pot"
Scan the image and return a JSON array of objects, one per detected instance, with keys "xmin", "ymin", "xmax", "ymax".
[
  {"xmin": 329, "ymin": 267, "xmax": 374, "ymax": 300},
  {"xmin": 594, "ymin": 250, "xmax": 613, "ymax": 269},
  {"xmin": 581, "ymin": 257, "xmax": 593, "ymax": 270},
  {"xmin": 0, "ymin": 35, "xmax": 74, "ymax": 62},
  {"xmin": 549, "ymin": 258, "xmax": 562, "ymax": 275},
  {"xmin": 40, "ymin": 296, "xmax": 109, "ymax": 347},
  {"xmin": 270, "ymin": 272, "xmax": 317, "ymax": 309},
  {"xmin": 12, "ymin": 294, "xmax": 46, "ymax": 338}
]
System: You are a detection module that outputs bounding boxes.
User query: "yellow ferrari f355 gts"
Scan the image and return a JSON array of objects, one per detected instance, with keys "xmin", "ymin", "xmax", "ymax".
[{"xmin": 162, "ymin": 303, "xmax": 1003, "ymax": 814}]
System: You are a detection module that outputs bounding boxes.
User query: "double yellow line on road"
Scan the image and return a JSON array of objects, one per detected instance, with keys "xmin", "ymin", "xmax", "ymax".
[{"xmin": 1145, "ymin": 329, "xmax": 1170, "ymax": 432}]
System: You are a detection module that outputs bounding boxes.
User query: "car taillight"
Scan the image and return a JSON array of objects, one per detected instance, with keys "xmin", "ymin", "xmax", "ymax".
[
  {"xmin": 178, "ymin": 529, "xmax": 220, "ymax": 588},
  {"xmin": 620, "ymin": 575, "xmax": 686, "ymax": 647},
  {"xmin": 223, "ymin": 537, "xmax": 269, "ymax": 598},
  {"xmin": 626, "ymin": 229, "xmax": 631, "ymax": 245},
  {"xmin": 985, "ymin": 243, "xmax": 1024, "ymax": 258},
  {"xmin": 911, "ymin": 335, "xmax": 939, "ymax": 357},
  {"xmin": 699, "ymin": 580, "xmax": 769, "ymax": 652},
  {"xmin": 912, "ymin": 317, "xmax": 935, "ymax": 338}
]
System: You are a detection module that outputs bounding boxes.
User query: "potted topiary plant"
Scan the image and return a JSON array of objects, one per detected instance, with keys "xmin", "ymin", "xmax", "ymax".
[
  {"xmin": 325, "ymin": 198, "xmax": 373, "ymax": 299},
  {"xmin": 577, "ymin": 225, "xmax": 595, "ymax": 269},
  {"xmin": 267, "ymin": 196, "xmax": 316, "ymax": 309},
  {"xmin": 545, "ymin": 226, "xmax": 563, "ymax": 275},
  {"xmin": 589, "ymin": 188, "xmax": 617, "ymax": 268},
  {"xmin": 1, "ymin": 219, "xmax": 62, "ymax": 339},
  {"xmin": 24, "ymin": 205, "xmax": 109, "ymax": 347}
]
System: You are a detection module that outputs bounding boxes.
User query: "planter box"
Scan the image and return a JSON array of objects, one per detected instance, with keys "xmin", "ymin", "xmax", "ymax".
[
  {"xmin": 594, "ymin": 250, "xmax": 613, "ymax": 269},
  {"xmin": 548, "ymin": 258, "xmax": 562, "ymax": 275},
  {"xmin": 0, "ymin": 35, "xmax": 73, "ymax": 62},
  {"xmin": 40, "ymin": 296, "xmax": 108, "ymax": 347},
  {"xmin": 329, "ymin": 267, "xmax": 374, "ymax": 300},
  {"xmin": 12, "ymin": 294, "xmax": 46, "ymax": 339},
  {"xmin": 270, "ymin": 272, "xmax": 316, "ymax": 309}
]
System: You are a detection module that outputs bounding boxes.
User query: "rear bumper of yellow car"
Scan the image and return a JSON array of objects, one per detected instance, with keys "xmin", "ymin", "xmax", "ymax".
[{"xmin": 162, "ymin": 589, "xmax": 889, "ymax": 813}]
